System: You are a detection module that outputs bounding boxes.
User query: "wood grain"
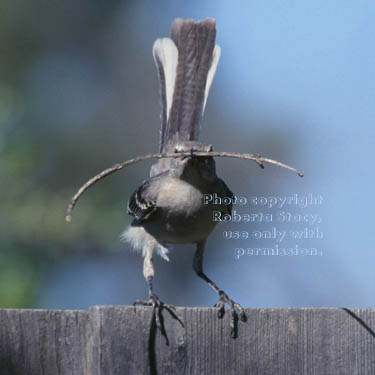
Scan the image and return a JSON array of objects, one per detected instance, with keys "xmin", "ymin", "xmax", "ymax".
[{"xmin": 0, "ymin": 307, "xmax": 374, "ymax": 374}]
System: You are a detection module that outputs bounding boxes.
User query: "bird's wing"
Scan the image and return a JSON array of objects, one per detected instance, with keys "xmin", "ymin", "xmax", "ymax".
[{"xmin": 127, "ymin": 173, "xmax": 167, "ymax": 221}]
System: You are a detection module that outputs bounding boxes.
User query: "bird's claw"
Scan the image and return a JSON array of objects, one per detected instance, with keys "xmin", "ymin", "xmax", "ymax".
[
  {"xmin": 214, "ymin": 290, "xmax": 247, "ymax": 338},
  {"xmin": 134, "ymin": 293, "xmax": 173, "ymax": 329},
  {"xmin": 133, "ymin": 293, "xmax": 183, "ymax": 344}
]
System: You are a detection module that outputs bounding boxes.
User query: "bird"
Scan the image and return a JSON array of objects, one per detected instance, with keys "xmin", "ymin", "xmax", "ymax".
[{"xmin": 121, "ymin": 18, "xmax": 246, "ymax": 338}]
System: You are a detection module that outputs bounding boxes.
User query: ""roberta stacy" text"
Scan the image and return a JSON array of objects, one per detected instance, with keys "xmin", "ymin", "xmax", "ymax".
[{"xmin": 211, "ymin": 210, "xmax": 321, "ymax": 226}]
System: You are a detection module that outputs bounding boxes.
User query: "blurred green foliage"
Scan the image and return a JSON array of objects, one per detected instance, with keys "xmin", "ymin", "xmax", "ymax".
[{"xmin": 0, "ymin": 0, "xmax": 139, "ymax": 308}]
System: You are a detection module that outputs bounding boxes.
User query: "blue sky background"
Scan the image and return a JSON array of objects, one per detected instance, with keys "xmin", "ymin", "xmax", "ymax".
[{"xmin": 3, "ymin": 0, "xmax": 373, "ymax": 309}]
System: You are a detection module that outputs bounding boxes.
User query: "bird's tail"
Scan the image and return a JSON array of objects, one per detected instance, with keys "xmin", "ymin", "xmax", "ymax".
[{"xmin": 153, "ymin": 18, "xmax": 221, "ymax": 153}]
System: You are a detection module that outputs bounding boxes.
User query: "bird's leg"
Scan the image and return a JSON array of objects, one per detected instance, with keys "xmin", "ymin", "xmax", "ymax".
[
  {"xmin": 133, "ymin": 245, "xmax": 182, "ymax": 340},
  {"xmin": 193, "ymin": 240, "xmax": 247, "ymax": 338}
]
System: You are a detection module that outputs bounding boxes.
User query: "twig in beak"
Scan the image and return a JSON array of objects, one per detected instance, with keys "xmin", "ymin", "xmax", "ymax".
[{"xmin": 65, "ymin": 151, "xmax": 303, "ymax": 223}]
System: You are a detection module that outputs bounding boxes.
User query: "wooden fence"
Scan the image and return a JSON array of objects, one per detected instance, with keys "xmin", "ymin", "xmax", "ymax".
[{"xmin": 0, "ymin": 306, "xmax": 374, "ymax": 374}]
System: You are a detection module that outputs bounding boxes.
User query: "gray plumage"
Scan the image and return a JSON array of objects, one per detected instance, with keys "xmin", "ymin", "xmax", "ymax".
[
  {"xmin": 122, "ymin": 18, "xmax": 246, "ymax": 338},
  {"xmin": 153, "ymin": 18, "xmax": 219, "ymax": 153}
]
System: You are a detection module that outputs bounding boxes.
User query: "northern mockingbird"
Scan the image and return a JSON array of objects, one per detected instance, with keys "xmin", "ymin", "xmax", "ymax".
[{"xmin": 121, "ymin": 18, "xmax": 246, "ymax": 337}]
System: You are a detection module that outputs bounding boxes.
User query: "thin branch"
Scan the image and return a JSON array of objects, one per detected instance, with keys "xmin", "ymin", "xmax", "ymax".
[{"xmin": 65, "ymin": 151, "xmax": 303, "ymax": 223}]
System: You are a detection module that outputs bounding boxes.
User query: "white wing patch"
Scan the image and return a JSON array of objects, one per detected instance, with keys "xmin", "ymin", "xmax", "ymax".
[
  {"xmin": 202, "ymin": 45, "xmax": 221, "ymax": 114},
  {"xmin": 153, "ymin": 38, "xmax": 178, "ymax": 121}
]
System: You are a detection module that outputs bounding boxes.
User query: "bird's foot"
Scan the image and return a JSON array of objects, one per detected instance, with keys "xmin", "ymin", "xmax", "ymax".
[
  {"xmin": 134, "ymin": 293, "xmax": 183, "ymax": 344},
  {"xmin": 214, "ymin": 290, "xmax": 247, "ymax": 338}
]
